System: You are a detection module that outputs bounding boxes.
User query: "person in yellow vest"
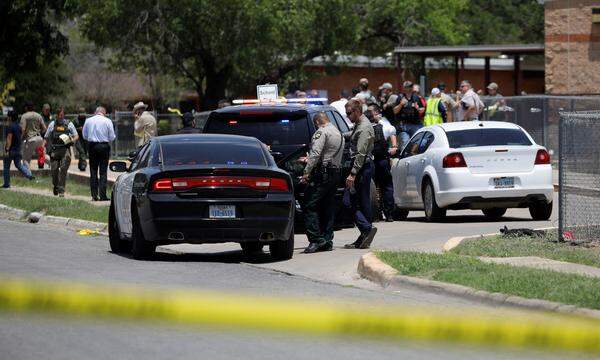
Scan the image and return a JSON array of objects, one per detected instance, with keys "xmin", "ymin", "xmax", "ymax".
[{"xmin": 424, "ymin": 87, "xmax": 447, "ymax": 126}]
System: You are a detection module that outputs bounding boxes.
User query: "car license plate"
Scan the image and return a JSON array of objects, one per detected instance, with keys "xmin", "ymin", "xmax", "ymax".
[
  {"xmin": 209, "ymin": 205, "xmax": 236, "ymax": 219},
  {"xmin": 493, "ymin": 177, "xmax": 514, "ymax": 188}
]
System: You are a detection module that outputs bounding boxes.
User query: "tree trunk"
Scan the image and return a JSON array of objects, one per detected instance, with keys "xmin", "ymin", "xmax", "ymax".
[{"xmin": 201, "ymin": 68, "xmax": 230, "ymax": 110}]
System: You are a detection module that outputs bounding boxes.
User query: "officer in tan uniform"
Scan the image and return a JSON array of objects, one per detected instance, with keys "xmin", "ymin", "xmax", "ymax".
[
  {"xmin": 133, "ymin": 101, "xmax": 157, "ymax": 148},
  {"xmin": 299, "ymin": 112, "xmax": 344, "ymax": 253}
]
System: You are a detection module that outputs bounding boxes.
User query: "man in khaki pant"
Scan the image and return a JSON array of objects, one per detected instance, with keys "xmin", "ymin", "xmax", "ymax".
[{"xmin": 20, "ymin": 101, "xmax": 46, "ymax": 170}]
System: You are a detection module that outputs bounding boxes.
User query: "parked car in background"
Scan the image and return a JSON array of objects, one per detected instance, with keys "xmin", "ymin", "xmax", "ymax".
[{"xmin": 391, "ymin": 121, "xmax": 554, "ymax": 222}]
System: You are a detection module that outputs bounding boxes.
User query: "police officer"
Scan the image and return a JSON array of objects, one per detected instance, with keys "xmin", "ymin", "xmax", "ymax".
[
  {"xmin": 300, "ymin": 112, "xmax": 344, "ymax": 254},
  {"xmin": 44, "ymin": 108, "xmax": 78, "ymax": 197},
  {"xmin": 344, "ymin": 99, "xmax": 377, "ymax": 249}
]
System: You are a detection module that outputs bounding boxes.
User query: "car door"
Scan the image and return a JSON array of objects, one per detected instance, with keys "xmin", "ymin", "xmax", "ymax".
[
  {"xmin": 394, "ymin": 132, "xmax": 424, "ymax": 207},
  {"xmin": 411, "ymin": 131, "xmax": 435, "ymax": 204},
  {"xmin": 116, "ymin": 143, "xmax": 151, "ymax": 237}
]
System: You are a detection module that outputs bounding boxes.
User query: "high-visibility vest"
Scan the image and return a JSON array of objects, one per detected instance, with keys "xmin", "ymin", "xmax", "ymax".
[{"xmin": 424, "ymin": 98, "xmax": 443, "ymax": 126}]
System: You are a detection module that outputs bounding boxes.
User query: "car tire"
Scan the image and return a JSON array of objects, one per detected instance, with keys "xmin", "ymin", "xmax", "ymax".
[
  {"xmin": 240, "ymin": 242, "xmax": 263, "ymax": 253},
  {"xmin": 270, "ymin": 226, "xmax": 294, "ymax": 261},
  {"xmin": 422, "ymin": 180, "xmax": 446, "ymax": 222},
  {"xmin": 131, "ymin": 204, "xmax": 156, "ymax": 260},
  {"xmin": 482, "ymin": 208, "xmax": 507, "ymax": 220},
  {"xmin": 529, "ymin": 201, "xmax": 553, "ymax": 221},
  {"xmin": 109, "ymin": 199, "xmax": 131, "ymax": 253},
  {"xmin": 392, "ymin": 206, "xmax": 409, "ymax": 221},
  {"xmin": 370, "ymin": 180, "xmax": 380, "ymax": 222}
]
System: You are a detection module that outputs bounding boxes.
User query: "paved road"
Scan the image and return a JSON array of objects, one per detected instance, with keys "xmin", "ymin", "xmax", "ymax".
[{"xmin": 0, "ymin": 217, "xmax": 577, "ymax": 360}]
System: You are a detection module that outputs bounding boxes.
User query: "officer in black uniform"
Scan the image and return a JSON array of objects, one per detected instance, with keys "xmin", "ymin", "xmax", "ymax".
[
  {"xmin": 44, "ymin": 108, "xmax": 78, "ymax": 197},
  {"xmin": 299, "ymin": 112, "xmax": 344, "ymax": 254}
]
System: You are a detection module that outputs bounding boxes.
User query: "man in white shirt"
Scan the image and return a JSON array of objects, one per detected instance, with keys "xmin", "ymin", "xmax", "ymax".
[
  {"xmin": 330, "ymin": 90, "xmax": 352, "ymax": 127},
  {"xmin": 457, "ymin": 80, "xmax": 484, "ymax": 121},
  {"xmin": 82, "ymin": 106, "xmax": 116, "ymax": 201}
]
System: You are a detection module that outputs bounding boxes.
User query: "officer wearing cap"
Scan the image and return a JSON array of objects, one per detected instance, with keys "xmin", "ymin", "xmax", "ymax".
[
  {"xmin": 176, "ymin": 112, "xmax": 202, "ymax": 134},
  {"xmin": 44, "ymin": 107, "xmax": 78, "ymax": 197},
  {"xmin": 485, "ymin": 82, "xmax": 506, "ymax": 121},
  {"xmin": 299, "ymin": 112, "xmax": 344, "ymax": 253},
  {"xmin": 344, "ymin": 99, "xmax": 377, "ymax": 249}
]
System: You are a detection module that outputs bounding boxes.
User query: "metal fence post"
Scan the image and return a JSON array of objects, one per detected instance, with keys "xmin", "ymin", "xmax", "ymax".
[{"xmin": 558, "ymin": 112, "xmax": 564, "ymax": 242}]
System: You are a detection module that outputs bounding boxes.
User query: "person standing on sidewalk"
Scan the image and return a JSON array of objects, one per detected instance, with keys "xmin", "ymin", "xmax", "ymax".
[
  {"xmin": 457, "ymin": 80, "xmax": 484, "ymax": 121},
  {"xmin": 133, "ymin": 102, "xmax": 156, "ymax": 148},
  {"xmin": 366, "ymin": 103, "xmax": 396, "ymax": 222},
  {"xmin": 344, "ymin": 99, "xmax": 377, "ymax": 249},
  {"xmin": 74, "ymin": 111, "xmax": 88, "ymax": 171},
  {"xmin": 83, "ymin": 106, "xmax": 115, "ymax": 201},
  {"xmin": 393, "ymin": 81, "xmax": 425, "ymax": 148},
  {"xmin": 44, "ymin": 108, "xmax": 78, "ymax": 197},
  {"xmin": 299, "ymin": 112, "xmax": 344, "ymax": 254},
  {"xmin": 20, "ymin": 101, "xmax": 46, "ymax": 170},
  {"xmin": 437, "ymin": 82, "xmax": 457, "ymax": 122},
  {"xmin": 3, "ymin": 111, "xmax": 34, "ymax": 188}
]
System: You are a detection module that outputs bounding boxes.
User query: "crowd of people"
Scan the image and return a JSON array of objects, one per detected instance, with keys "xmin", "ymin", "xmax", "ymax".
[{"xmin": 298, "ymin": 77, "xmax": 504, "ymax": 253}]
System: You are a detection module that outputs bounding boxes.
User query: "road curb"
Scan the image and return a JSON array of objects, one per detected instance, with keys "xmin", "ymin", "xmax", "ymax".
[
  {"xmin": 357, "ymin": 252, "xmax": 600, "ymax": 319},
  {"xmin": 0, "ymin": 202, "xmax": 107, "ymax": 235}
]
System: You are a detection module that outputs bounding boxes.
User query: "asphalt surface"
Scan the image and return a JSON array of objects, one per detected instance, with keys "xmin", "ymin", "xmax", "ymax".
[{"xmin": 0, "ymin": 207, "xmax": 583, "ymax": 360}]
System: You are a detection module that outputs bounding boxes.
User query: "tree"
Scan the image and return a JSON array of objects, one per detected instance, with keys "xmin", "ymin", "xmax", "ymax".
[
  {"xmin": 0, "ymin": 0, "xmax": 71, "ymax": 110},
  {"xmin": 75, "ymin": 0, "xmax": 472, "ymax": 109}
]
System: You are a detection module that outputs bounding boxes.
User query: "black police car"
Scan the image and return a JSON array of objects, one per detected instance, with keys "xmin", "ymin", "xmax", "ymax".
[
  {"xmin": 108, "ymin": 134, "xmax": 295, "ymax": 260},
  {"xmin": 203, "ymin": 104, "xmax": 379, "ymax": 228}
]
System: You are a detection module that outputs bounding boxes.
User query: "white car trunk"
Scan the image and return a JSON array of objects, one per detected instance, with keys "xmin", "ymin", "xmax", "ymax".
[{"xmin": 460, "ymin": 146, "xmax": 537, "ymax": 174}]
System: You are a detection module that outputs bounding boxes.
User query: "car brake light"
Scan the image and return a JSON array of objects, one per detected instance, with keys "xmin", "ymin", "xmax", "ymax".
[
  {"xmin": 269, "ymin": 178, "xmax": 289, "ymax": 192},
  {"xmin": 152, "ymin": 179, "xmax": 173, "ymax": 191},
  {"xmin": 535, "ymin": 149, "xmax": 550, "ymax": 165},
  {"xmin": 443, "ymin": 153, "xmax": 467, "ymax": 168},
  {"xmin": 153, "ymin": 176, "xmax": 289, "ymax": 192}
]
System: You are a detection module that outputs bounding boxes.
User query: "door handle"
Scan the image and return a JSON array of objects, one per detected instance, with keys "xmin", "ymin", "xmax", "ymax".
[
  {"xmin": 405, "ymin": 162, "xmax": 410, "ymax": 166},
  {"xmin": 421, "ymin": 158, "xmax": 427, "ymax": 163}
]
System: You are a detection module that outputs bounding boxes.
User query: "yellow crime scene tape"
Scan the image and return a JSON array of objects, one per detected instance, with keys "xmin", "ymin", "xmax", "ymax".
[{"xmin": 0, "ymin": 275, "xmax": 599, "ymax": 353}]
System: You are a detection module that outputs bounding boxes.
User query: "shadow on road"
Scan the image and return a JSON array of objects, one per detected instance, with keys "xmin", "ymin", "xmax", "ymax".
[
  {"xmin": 401, "ymin": 215, "xmax": 535, "ymax": 224},
  {"xmin": 111, "ymin": 247, "xmax": 297, "ymax": 265}
]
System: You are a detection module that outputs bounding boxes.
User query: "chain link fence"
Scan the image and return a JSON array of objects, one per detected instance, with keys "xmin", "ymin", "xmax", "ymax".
[{"xmin": 559, "ymin": 111, "xmax": 600, "ymax": 243}]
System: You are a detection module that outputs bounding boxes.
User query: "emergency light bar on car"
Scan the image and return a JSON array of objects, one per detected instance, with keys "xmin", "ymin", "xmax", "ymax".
[{"xmin": 232, "ymin": 98, "xmax": 328, "ymax": 105}]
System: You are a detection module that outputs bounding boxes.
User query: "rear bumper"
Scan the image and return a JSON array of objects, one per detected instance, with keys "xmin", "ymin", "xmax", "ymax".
[
  {"xmin": 435, "ymin": 165, "xmax": 553, "ymax": 209},
  {"xmin": 139, "ymin": 193, "xmax": 294, "ymax": 244}
]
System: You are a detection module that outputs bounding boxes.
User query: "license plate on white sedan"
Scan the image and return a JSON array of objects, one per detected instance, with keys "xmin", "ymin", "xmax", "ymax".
[
  {"xmin": 493, "ymin": 177, "xmax": 515, "ymax": 189},
  {"xmin": 209, "ymin": 205, "xmax": 236, "ymax": 219}
]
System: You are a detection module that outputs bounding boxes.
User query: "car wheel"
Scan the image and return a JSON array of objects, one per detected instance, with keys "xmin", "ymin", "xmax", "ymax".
[
  {"xmin": 270, "ymin": 226, "xmax": 294, "ymax": 261},
  {"xmin": 529, "ymin": 201, "xmax": 553, "ymax": 221},
  {"xmin": 109, "ymin": 199, "xmax": 131, "ymax": 253},
  {"xmin": 422, "ymin": 180, "xmax": 446, "ymax": 222},
  {"xmin": 482, "ymin": 208, "xmax": 507, "ymax": 220},
  {"xmin": 240, "ymin": 242, "xmax": 263, "ymax": 253},
  {"xmin": 392, "ymin": 206, "xmax": 409, "ymax": 221},
  {"xmin": 131, "ymin": 204, "xmax": 156, "ymax": 260}
]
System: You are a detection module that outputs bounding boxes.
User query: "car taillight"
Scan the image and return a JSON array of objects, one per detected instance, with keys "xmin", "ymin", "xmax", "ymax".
[
  {"xmin": 535, "ymin": 149, "xmax": 550, "ymax": 165},
  {"xmin": 152, "ymin": 178, "xmax": 173, "ymax": 191},
  {"xmin": 269, "ymin": 178, "xmax": 289, "ymax": 192},
  {"xmin": 443, "ymin": 153, "xmax": 467, "ymax": 168},
  {"xmin": 152, "ymin": 176, "xmax": 289, "ymax": 192}
]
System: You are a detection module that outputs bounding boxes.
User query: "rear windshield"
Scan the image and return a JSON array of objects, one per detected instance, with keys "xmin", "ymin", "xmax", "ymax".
[
  {"xmin": 446, "ymin": 128, "xmax": 532, "ymax": 148},
  {"xmin": 205, "ymin": 114, "xmax": 309, "ymax": 146},
  {"xmin": 161, "ymin": 142, "xmax": 266, "ymax": 166}
]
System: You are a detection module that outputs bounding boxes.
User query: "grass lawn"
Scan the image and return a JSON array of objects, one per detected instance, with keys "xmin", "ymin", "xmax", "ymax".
[
  {"xmin": 452, "ymin": 234, "xmax": 600, "ymax": 268},
  {"xmin": 377, "ymin": 251, "xmax": 600, "ymax": 310},
  {"xmin": 0, "ymin": 189, "xmax": 108, "ymax": 223},
  {"xmin": 8, "ymin": 173, "xmax": 112, "ymax": 198}
]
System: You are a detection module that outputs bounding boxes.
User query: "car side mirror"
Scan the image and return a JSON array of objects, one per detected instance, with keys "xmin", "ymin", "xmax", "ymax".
[
  {"xmin": 109, "ymin": 161, "xmax": 128, "ymax": 173},
  {"xmin": 128, "ymin": 150, "xmax": 138, "ymax": 161}
]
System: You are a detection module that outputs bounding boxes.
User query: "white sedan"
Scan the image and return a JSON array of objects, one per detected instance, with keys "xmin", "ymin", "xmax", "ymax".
[{"xmin": 390, "ymin": 121, "xmax": 554, "ymax": 222}]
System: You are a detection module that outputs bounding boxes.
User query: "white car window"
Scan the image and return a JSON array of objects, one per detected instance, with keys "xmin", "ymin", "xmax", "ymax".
[
  {"xmin": 418, "ymin": 132, "xmax": 435, "ymax": 153},
  {"xmin": 401, "ymin": 132, "xmax": 424, "ymax": 158}
]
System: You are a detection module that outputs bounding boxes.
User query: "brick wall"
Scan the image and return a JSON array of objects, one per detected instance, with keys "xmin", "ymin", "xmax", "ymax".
[{"xmin": 545, "ymin": 0, "xmax": 600, "ymax": 95}]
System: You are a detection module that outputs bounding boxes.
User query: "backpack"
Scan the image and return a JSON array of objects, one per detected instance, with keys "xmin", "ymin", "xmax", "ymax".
[{"xmin": 372, "ymin": 123, "xmax": 389, "ymax": 160}]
